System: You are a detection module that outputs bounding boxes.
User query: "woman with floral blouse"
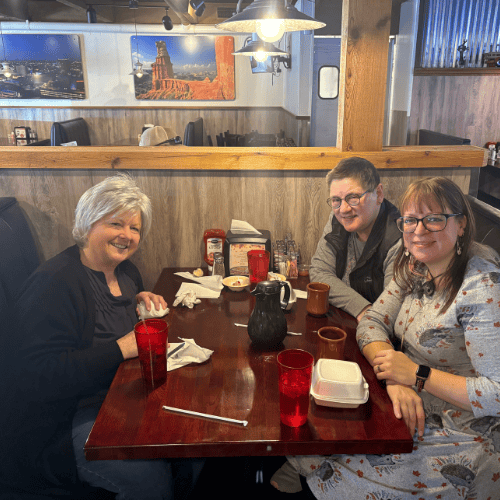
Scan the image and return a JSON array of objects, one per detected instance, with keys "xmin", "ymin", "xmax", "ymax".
[{"xmin": 278, "ymin": 177, "xmax": 500, "ymax": 499}]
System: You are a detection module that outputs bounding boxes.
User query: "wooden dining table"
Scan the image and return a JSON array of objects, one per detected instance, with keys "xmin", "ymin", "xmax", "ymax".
[{"xmin": 84, "ymin": 268, "xmax": 413, "ymax": 461}]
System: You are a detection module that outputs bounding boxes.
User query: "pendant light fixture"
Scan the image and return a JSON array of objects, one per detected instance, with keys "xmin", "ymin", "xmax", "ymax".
[
  {"xmin": 0, "ymin": 23, "xmax": 13, "ymax": 78},
  {"xmin": 233, "ymin": 33, "xmax": 288, "ymax": 62},
  {"xmin": 216, "ymin": 0, "xmax": 325, "ymax": 42},
  {"xmin": 129, "ymin": 12, "xmax": 144, "ymax": 78}
]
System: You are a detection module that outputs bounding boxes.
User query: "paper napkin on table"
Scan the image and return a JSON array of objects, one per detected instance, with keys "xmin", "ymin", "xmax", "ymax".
[
  {"xmin": 294, "ymin": 290, "xmax": 308, "ymax": 300},
  {"xmin": 230, "ymin": 219, "xmax": 262, "ymax": 235},
  {"xmin": 167, "ymin": 338, "xmax": 213, "ymax": 372},
  {"xmin": 174, "ymin": 272, "xmax": 223, "ymax": 292},
  {"xmin": 175, "ymin": 282, "xmax": 221, "ymax": 299},
  {"xmin": 137, "ymin": 302, "xmax": 169, "ymax": 319}
]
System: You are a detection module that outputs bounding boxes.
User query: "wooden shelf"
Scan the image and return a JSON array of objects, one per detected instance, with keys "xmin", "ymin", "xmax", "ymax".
[
  {"xmin": 414, "ymin": 67, "xmax": 500, "ymax": 76},
  {"xmin": 0, "ymin": 145, "xmax": 487, "ymax": 171}
]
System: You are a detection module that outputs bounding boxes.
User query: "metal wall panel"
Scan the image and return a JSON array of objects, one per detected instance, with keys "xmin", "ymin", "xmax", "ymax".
[{"xmin": 421, "ymin": 0, "xmax": 500, "ymax": 67}]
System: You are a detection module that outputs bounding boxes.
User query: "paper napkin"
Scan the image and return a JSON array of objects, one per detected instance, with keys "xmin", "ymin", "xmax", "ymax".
[
  {"xmin": 230, "ymin": 219, "xmax": 262, "ymax": 235},
  {"xmin": 137, "ymin": 302, "xmax": 170, "ymax": 320},
  {"xmin": 167, "ymin": 338, "xmax": 213, "ymax": 372}
]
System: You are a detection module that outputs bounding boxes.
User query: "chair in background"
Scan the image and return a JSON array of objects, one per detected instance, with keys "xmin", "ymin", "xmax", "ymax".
[
  {"xmin": 216, "ymin": 133, "xmax": 225, "ymax": 146},
  {"xmin": 50, "ymin": 118, "xmax": 91, "ymax": 146},
  {"xmin": 467, "ymin": 195, "xmax": 500, "ymax": 255},
  {"xmin": 417, "ymin": 129, "xmax": 471, "ymax": 146},
  {"xmin": 224, "ymin": 130, "xmax": 245, "ymax": 147},
  {"xmin": 183, "ymin": 117, "xmax": 204, "ymax": 146},
  {"xmin": 26, "ymin": 139, "xmax": 51, "ymax": 146}
]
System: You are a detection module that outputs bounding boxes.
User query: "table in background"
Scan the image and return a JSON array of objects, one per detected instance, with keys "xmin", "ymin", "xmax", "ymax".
[{"xmin": 84, "ymin": 268, "xmax": 412, "ymax": 461}]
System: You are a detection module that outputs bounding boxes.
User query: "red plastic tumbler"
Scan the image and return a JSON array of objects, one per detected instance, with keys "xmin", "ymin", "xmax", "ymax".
[
  {"xmin": 277, "ymin": 349, "xmax": 314, "ymax": 427},
  {"xmin": 247, "ymin": 249, "xmax": 270, "ymax": 283},
  {"xmin": 134, "ymin": 318, "xmax": 168, "ymax": 390}
]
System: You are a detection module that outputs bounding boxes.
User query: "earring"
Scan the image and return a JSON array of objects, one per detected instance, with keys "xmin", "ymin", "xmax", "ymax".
[
  {"xmin": 456, "ymin": 239, "xmax": 463, "ymax": 256},
  {"xmin": 405, "ymin": 248, "xmax": 410, "ymax": 257}
]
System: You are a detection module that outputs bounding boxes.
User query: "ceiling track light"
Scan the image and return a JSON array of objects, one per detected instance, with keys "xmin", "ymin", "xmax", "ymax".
[
  {"xmin": 189, "ymin": 0, "xmax": 206, "ymax": 18},
  {"xmin": 129, "ymin": 0, "xmax": 139, "ymax": 9},
  {"xmin": 216, "ymin": 0, "xmax": 325, "ymax": 42},
  {"xmin": 162, "ymin": 7, "xmax": 173, "ymax": 31}
]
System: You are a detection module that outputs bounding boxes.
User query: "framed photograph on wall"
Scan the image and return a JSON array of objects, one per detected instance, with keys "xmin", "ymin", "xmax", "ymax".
[
  {"xmin": 131, "ymin": 35, "xmax": 235, "ymax": 101},
  {"xmin": 0, "ymin": 34, "xmax": 85, "ymax": 100}
]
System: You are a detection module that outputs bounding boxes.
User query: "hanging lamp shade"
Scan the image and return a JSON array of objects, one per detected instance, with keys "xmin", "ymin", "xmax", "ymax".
[
  {"xmin": 233, "ymin": 38, "xmax": 288, "ymax": 60},
  {"xmin": 1, "ymin": 63, "xmax": 13, "ymax": 78},
  {"xmin": 129, "ymin": 61, "xmax": 144, "ymax": 78},
  {"xmin": 216, "ymin": 0, "xmax": 325, "ymax": 34}
]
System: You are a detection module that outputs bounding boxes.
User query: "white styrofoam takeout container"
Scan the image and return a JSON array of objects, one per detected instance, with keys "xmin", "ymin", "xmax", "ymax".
[{"xmin": 310, "ymin": 359, "xmax": 369, "ymax": 408}]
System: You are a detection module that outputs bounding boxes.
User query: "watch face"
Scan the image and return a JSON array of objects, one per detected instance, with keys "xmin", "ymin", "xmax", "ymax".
[{"xmin": 417, "ymin": 365, "xmax": 431, "ymax": 378}]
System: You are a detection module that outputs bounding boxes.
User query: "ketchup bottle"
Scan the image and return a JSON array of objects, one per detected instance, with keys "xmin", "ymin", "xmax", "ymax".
[{"xmin": 203, "ymin": 229, "xmax": 226, "ymax": 268}]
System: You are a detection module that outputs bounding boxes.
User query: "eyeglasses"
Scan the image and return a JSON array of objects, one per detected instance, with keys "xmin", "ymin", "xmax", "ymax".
[
  {"xmin": 396, "ymin": 213, "xmax": 462, "ymax": 233},
  {"xmin": 326, "ymin": 190, "xmax": 371, "ymax": 209}
]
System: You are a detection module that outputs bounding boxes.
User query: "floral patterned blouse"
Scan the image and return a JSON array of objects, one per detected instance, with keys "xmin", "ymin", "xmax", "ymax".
[
  {"xmin": 357, "ymin": 252, "xmax": 500, "ymax": 419},
  {"xmin": 290, "ymin": 250, "xmax": 500, "ymax": 500}
]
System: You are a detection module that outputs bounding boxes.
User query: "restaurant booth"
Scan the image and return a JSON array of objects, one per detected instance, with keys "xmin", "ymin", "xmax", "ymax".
[{"xmin": 0, "ymin": 0, "xmax": 496, "ymax": 498}]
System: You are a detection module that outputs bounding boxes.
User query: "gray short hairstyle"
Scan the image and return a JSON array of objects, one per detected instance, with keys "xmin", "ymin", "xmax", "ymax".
[
  {"xmin": 72, "ymin": 174, "xmax": 152, "ymax": 248},
  {"xmin": 325, "ymin": 157, "xmax": 380, "ymax": 191}
]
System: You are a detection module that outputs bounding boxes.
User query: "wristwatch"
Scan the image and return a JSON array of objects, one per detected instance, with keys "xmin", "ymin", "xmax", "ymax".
[{"xmin": 415, "ymin": 365, "xmax": 431, "ymax": 392}]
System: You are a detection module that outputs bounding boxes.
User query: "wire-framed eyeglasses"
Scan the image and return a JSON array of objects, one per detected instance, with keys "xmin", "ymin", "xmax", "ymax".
[
  {"xmin": 326, "ymin": 190, "xmax": 371, "ymax": 209},
  {"xmin": 396, "ymin": 213, "xmax": 463, "ymax": 233}
]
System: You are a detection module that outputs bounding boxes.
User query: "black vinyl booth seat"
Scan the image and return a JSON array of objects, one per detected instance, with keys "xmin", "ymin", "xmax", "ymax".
[
  {"xmin": 0, "ymin": 198, "xmax": 116, "ymax": 500},
  {"xmin": 0, "ymin": 197, "xmax": 40, "ymax": 313},
  {"xmin": 50, "ymin": 118, "xmax": 91, "ymax": 146},
  {"xmin": 417, "ymin": 129, "xmax": 471, "ymax": 146}
]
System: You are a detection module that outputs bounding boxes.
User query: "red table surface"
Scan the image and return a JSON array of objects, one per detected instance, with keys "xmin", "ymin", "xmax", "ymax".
[{"xmin": 84, "ymin": 268, "xmax": 412, "ymax": 461}]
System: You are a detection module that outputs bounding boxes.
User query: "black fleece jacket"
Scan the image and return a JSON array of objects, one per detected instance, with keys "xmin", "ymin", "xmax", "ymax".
[{"xmin": 0, "ymin": 245, "xmax": 143, "ymax": 497}]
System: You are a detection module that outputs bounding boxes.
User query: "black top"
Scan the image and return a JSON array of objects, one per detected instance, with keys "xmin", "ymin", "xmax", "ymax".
[
  {"xmin": 84, "ymin": 266, "xmax": 137, "ymax": 347},
  {"xmin": 0, "ymin": 245, "xmax": 143, "ymax": 497}
]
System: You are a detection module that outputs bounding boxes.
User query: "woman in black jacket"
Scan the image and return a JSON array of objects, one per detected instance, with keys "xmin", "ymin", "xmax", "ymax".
[{"xmin": 1, "ymin": 174, "xmax": 202, "ymax": 499}]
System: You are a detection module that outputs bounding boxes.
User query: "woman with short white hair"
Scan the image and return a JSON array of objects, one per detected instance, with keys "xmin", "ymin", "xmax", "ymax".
[{"xmin": 1, "ymin": 174, "xmax": 203, "ymax": 499}]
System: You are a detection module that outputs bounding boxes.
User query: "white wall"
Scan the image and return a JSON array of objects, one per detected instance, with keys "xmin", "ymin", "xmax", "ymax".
[
  {"xmin": 282, "ymin": 0, "xmax": 314, "ymax": 117},
  {"xmin": 0, "ymin": 22, "xmax": 285, "ymax": 109}
]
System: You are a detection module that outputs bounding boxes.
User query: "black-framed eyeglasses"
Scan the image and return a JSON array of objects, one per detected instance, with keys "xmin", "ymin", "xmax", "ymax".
[
  {"xmin": 396, "ymin": 213, "xmax": 463, "ymax": 233},
  {"xmin": 326, "ymin": 190, "xmax": 371, "ymax": 209}
]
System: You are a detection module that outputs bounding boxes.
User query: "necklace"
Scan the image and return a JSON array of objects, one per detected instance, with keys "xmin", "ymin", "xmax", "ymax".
[
  {"xmin": 416, "ymin": 270, "xmax": 445, "ymax": 298},
  {"xmin": 400, "ymin": 270, "xmax": 444, "ymax": 350}
]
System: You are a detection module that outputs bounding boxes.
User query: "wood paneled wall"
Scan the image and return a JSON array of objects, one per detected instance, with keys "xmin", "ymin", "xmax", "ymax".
[
  {"xmin": 408, "ymin": 74, "xmax": 500, "ymax": 147},
  {"xmin": 0, "ymin": 107, "xmax": 307, "ymax": 147},
  {"xmin": 0, "ymin": 168, "xmax": 472, "ymax": 291}
]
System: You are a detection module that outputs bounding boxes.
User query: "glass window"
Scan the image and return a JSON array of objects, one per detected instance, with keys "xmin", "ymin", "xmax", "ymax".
[{"xmin": 318, "ymin": 65, "xmax": 339, "ymax": 99}]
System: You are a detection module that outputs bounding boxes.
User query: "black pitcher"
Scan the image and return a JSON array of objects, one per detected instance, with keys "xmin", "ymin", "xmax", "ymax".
[{"xmin": 248, "ymin": 280, "xmax": 290, "ymax": 348}]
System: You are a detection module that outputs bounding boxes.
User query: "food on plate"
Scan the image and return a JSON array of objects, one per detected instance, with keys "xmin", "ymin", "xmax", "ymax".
[{"xmin": 193, "ymin": 268, "xmax": 204, "ymax": 277}]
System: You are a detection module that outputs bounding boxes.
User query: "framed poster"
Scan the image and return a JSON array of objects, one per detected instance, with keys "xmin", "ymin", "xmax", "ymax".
[
  {"xmin": 132, "ymin": 35, "xmax": 235, "ymax": 101},
  {"xmin": 0, "ymin": 34, "xmax": 85, "ymax": 100}
]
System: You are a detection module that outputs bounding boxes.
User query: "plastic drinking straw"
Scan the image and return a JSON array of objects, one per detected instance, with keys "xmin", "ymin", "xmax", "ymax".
[{"xmin": 142, "ymin": 318, "xmax": 155, "ymax": 386}]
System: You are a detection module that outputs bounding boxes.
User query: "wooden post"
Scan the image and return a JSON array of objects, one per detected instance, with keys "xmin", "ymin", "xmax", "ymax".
[{"xmin": 337, "ymin": 0, "xmax": 393, "ymax": 152}]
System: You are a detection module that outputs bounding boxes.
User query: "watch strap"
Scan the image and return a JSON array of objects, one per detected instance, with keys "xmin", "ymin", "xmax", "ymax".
[{"xmin": 415, "ymin": 365, "xmax": 431, "ymax": 392}]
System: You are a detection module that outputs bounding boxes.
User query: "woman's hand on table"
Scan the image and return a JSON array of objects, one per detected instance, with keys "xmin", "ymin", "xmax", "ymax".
[
  {"xmin": 386, "ymin": 382, "xmax": 425, "ymax": 437},
  {"xmin": 373, "ymin": 349, "xmax": 425, "ymax": 436},
  {"xmin": 136, "ymin": 291, "xmax": 168, "ymax": 315}
]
